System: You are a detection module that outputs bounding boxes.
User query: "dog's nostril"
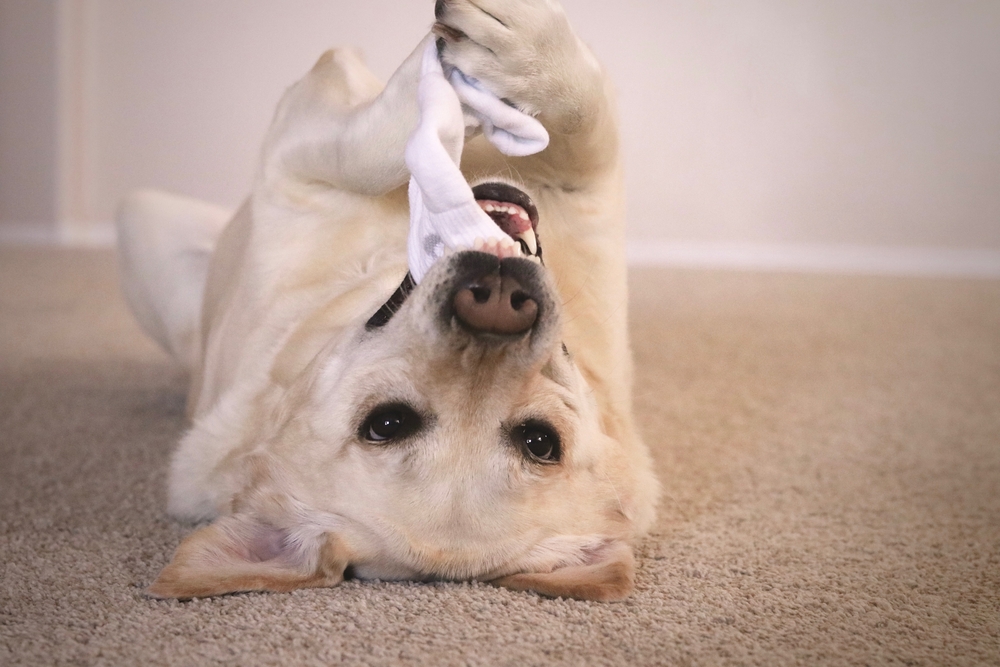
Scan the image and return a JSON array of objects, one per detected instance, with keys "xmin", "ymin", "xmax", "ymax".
[
  {"xmin": 454, "ymin": 273, "xmax": 538, "ymax": 336},
  {"xmin": 510, "ymin": 290, "xmax": 531, "ymax": 311},
  {"xmin": 470, "ymin": 285, "xmax": 492, "ymax": 304}
]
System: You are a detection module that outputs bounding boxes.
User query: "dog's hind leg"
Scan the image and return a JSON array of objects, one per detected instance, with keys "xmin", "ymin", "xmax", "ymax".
[
  {"xmin": 260, "ymin": 37, "xmax": 432, "ymax": 198},
  {"xmin": 116, "ymin": 189, "xmax": 230, "ymax": 372}
]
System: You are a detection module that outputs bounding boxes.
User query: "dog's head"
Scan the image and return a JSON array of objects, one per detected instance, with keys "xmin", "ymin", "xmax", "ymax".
[{"xmin": 150, "ymin": 182, "xmax": 647, "ymax": 602}]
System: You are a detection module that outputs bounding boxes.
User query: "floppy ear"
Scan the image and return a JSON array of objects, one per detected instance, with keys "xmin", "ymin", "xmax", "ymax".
[
  {"xmin": 491, "ymin": 539, "xmax": 635, "ymax": 602},
  {"xmin": 148, "ymin": 514, "xmax": 350, "ymax": 599}
]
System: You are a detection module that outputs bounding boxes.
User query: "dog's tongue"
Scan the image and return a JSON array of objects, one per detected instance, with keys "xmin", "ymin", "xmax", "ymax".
[
  {"xmin": 476, "ymin": 199, "xmax": 532, "ymax": 237},
  {"xmin": 476, "ymin": 198, "xmax": 538, "ymax": 257}
]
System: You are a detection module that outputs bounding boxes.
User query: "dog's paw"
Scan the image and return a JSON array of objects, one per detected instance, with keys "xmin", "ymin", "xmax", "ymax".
[{"xmin": 433, "ymin": 0, "xmax": 600, "ymax": 129}]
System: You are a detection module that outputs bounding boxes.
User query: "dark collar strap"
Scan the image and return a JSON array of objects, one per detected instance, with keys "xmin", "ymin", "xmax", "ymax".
[{"xmin": 366, "ymin": 272, "xmax": 417, "ymax": 329}]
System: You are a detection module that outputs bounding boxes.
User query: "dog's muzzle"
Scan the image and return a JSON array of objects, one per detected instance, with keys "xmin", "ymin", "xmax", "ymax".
[
  {"xmin": 440, "ymin": 251, "xmax": 552, "ymax": 342},
  {"xmin": 366, "ymin": 252, "xmax": 556, "ymax": 348}
]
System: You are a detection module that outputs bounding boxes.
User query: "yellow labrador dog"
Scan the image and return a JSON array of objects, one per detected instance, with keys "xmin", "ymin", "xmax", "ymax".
[{"xmin": 118, "ymin": 0, "xmax": 658, "ymax": 601}]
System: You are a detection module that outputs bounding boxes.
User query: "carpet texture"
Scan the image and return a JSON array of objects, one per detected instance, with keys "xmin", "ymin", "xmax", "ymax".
[{"xmin": 1, "ymin": 247, "xmax": 998, "ymax": 666}]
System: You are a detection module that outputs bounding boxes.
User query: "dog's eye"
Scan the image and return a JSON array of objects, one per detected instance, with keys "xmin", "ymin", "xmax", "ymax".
[
  {"xmin": 512, "ymin": 421, "xmax": 561, "ymax": 464},
  {"xmin": 362, "ymin": 404, "xmax": 421, "ymax": 442}
]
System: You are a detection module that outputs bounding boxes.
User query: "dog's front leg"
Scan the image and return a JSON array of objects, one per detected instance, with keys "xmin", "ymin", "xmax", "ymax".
[
  {"xmin": 434, "ymin": 0, "xmax": 618, "ymax": 185},
  {"xmin": 259, "ymin": 36, "xmax": 436, "ymax": 198},
  {"xmin": 435, "ymin": 1, "xmax": 641, "ymax": 459}
]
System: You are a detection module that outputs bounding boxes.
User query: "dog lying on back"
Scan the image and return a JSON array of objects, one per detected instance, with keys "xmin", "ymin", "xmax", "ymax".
[{"xmin": 117, "ymin": 0, "xmax": 658, "ymax": 601}]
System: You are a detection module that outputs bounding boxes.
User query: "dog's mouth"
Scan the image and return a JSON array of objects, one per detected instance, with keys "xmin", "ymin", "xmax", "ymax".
[
  {"xmin": 473, "ymin": 182, "xmax": 541, "ymax": 259},
  {"xmin": 367, "ymin": 182, "xmax": 542, "ymax": 330}
]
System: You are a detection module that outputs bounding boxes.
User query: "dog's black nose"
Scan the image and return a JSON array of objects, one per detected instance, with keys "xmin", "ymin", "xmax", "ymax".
[{"xmin": 453, "ymin": 263, "xmax": 539, "ymax": 336}]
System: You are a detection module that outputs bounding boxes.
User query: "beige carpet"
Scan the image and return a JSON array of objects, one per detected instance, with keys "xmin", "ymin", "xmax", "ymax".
[{"xmin": 1, "ymin": 247, "xmax": 998, "ymax": 666}]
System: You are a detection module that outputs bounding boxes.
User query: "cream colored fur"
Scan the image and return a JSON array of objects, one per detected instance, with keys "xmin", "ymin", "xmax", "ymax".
[{"xmin": 118, "ymin": 0, "xmax": 658, "ymax": 601}]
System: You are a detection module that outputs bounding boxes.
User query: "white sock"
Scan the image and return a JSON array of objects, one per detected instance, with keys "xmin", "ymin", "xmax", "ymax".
[
  {"xmin": 447, "ymin": 67, "xmax": 549, "ymax": 158},
  {"xmin": 405, "ymin": 40, "xmax": 549, "ymax": 283}
]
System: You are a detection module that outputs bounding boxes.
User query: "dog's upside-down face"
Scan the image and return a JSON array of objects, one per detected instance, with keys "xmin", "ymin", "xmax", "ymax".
[{"xmin": 152, "ymin": 181, "xmax": 646, "ymax": 602}]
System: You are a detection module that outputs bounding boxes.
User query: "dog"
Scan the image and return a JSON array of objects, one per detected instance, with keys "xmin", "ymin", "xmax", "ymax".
[{"xmin": 117, "ymin": 0, "xmax": 659, "ymax": 601}]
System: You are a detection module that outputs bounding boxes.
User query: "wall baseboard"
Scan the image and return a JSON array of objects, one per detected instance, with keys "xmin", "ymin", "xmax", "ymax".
[
  {"xmin": 3, "ymin": 226, "xmax": 998, "ymax": 278},
  {"xmin": 60, "ymin": 220, "xmax": 117, "ymax": 247},
  {"xmin": 627, "ymin": 240, "xmax": 1000, "ymax": 278}
]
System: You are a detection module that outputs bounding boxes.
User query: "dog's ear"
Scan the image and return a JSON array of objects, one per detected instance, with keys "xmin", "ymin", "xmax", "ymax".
[
  {"xmin": 491, "ymin": 538, "xmax": 635, "ymax": 602},
  {"xmin": 147, "ymin": 514, "xmax": 350, "ymax": 599}
]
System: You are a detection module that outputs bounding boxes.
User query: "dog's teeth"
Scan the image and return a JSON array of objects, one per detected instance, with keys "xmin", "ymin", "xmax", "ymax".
[
  {"xmin": 485, "ymin": 204, "xmax": 496, "ymax": 212},
  {"xmin": 503, "ymin": 242, "xmax": 518, "ymax": 258},
  {"xmin": 517, "ymin": 228, "xmax": 538, "ymax": 255}
]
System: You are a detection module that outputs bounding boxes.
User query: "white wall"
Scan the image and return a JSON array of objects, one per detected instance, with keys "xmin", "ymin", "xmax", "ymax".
[
  {"xmin": 2, "ymin": 0, "xmax": 999, "ymax": 273},
  {"xmin": 603, "ymin": 0, "xmax": 1000, "ymax": 250},
  {"xmin": 0, "ymin": 0, "xmax": 59, "ymax": 240},
  {"xmin": 83, "ymin": 0, "xmax": 429, "ymax": 223}
]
